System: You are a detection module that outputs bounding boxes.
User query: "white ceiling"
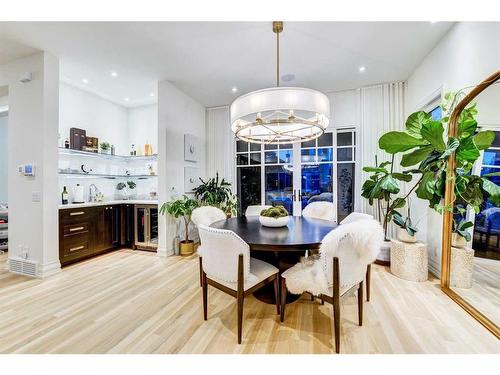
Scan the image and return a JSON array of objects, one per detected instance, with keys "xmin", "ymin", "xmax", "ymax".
[{"xmin": 0, "ymin": 22, "xmax": 454, "ymax": 108}]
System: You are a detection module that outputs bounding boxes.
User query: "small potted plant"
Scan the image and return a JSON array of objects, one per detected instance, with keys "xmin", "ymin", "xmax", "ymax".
[
  {"xmin": 222, "ymin": 194, "xmax": 238, "ymax": 218},
  {"xmin": 127, "ymin": 180, "xmax": 137, "ymax": 199},
  {"xmin": 452, "ymin": 218, "xmax": 473, "ymax": 248},
  {"xmin": 160, "ymin": 195, "xmax": 200, "ymax": 256},
  {"xmin": 100, "ymin": 141, "xmax": 111, "ymax": 154},
  {"xmin": 259, "ymin": 205, "xmax": 289, "ymax": 227},
  {"xmin": 392, "ymin": 203, "xmax": 418, "ymax": 243},
  {"xmin": 116, "ymin": 182, "xmax": 128, "ymax": 200}
]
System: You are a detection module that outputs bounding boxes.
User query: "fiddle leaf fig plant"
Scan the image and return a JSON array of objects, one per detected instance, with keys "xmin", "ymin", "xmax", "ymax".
[
  {"xmin": 377, "ymin": 92, "xmax": 500, "ymax": 239},
  {"xmin": 160, "ymin": 195, "xmax": 200, "ymax": 243}
]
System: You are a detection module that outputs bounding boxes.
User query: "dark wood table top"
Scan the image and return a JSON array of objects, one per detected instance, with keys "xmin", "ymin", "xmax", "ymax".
[{"xmin": 210, "ymin": 215, "xmax": 338, "ymax": 251}]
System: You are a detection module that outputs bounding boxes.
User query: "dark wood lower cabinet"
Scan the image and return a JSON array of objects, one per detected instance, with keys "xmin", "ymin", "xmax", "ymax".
[{"xmin": 59, "ymin": 205, "xmax": 122, "ymax": 267}]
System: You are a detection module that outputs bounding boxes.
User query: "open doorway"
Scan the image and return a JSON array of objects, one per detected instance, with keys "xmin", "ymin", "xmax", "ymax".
[{"xmin": 0, "ymin": 85, "xmax": 8, "ymax": 254}]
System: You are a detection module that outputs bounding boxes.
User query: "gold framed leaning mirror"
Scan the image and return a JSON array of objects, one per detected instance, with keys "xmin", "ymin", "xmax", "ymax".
[{"xmin": 441, "ymin": 70, "xmax": 500, "ymax": 339}]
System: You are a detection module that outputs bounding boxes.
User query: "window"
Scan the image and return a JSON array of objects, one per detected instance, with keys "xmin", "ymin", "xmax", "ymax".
[{"xmin": 473, "ymin": 130, "xmax": 500, "ymax": 260}]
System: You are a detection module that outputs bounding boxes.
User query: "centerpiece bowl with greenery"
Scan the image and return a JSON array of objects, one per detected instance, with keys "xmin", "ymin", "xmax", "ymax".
[
  {"xmin": 259, "ymin": 205, "xmax": 289, "ymax": 227},
  {"xmin": 160, "ymin": 195, "xmax": 200, "ymax": 256}
]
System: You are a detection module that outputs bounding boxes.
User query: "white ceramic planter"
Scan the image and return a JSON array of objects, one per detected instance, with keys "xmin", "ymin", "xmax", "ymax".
[
  {"xmin": 451, "ymin": 233, "xmax": 467, "ymax": 248},
  {"xmin": 259, "ymin": 215, "xmax": 289, "ymax": 227},
  {"xmin": 397, "ymin": 228, "xmax": 417, "ymax": 243}
]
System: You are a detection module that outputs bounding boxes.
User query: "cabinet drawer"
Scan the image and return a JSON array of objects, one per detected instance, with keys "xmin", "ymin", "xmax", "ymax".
[
  {"xmin": 60, "ymin": 208, "xmax": 92, "ymax": 222},
  {"xmin": 61, "ymin": 238, "xmax": 91, "ymax": 261},
  {"xmin": 63, "ymin": 222, "xmax": 90, "ymax": 236}
]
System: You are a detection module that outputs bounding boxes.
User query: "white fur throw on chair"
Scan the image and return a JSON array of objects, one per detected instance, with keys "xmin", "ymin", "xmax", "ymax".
[
  {"xmin": 302, "ymin": 201, "xmax": 335, "ymax": 221},
  {"xmin": 282, "ymin": 219, "xmax": 383, "ymax": 296}
]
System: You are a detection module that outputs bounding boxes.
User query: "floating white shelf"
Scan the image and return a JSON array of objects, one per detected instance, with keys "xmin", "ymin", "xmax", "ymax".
[{"xmin": 58, "ymin": 147, "xmax": 157, "ymax": 161}]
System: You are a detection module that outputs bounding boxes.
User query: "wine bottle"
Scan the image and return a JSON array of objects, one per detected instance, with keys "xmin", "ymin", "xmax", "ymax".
[{"xmin": 61, "ymin": 186, "xmax": 69, "ymax": 205}]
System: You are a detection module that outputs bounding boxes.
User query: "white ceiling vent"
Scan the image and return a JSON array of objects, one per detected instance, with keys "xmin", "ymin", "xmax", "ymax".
[{"xmin": 9, "ymin": 257, "xmax": 38, "ymax": 277}]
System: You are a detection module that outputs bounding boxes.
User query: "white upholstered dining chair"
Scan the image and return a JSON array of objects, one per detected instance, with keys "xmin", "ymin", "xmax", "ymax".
[
  {"xmin": 280, "ymin": 219, "xmax": 383, "ymax": 353},
  {"xmin": 245, "ymin": 205, "xmax": 272, "ymax": 216},
  {"xmin": 340, "ymin": 211, "xmax": 375, "ymax": 301},
  {"xmin": 198, "ymin": 224, "xmax": 279, "ymax": 344},
  {"xmin": 302, "ymin": 201, "xmax": 335, "ymax": 221},
  {"xmin": 191, "ymin": 206, "xmax": 227, "ymax": 287}
]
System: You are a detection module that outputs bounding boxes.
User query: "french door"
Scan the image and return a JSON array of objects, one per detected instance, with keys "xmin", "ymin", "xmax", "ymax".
[{"xmin": 236, "ymin": 129, "xmax": 356, "ymax": 221}]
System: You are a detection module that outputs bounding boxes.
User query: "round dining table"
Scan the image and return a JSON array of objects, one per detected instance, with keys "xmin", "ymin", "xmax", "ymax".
[{"xmin": 210, "ymin": 215, "xmax": 338, "ymax": 304}]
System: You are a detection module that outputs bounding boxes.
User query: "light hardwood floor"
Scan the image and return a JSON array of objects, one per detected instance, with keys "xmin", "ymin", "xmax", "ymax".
[
  {"xmin": 0, "ymin": 250, "xmax": 499, "ymax": 354},
  {"xmin": 452, "ymin": 257, "xmax": 500, "ymax": 326}
]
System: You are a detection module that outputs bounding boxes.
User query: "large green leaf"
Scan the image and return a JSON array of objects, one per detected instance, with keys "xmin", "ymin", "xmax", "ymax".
[
  {"xmin": 415, "ymin": 172, "xmax": 436, "ymax": 200},
  {"xmin": 482, "ymin": 178, "xmax": 500, "ymax": 201},
  {"xmin": 363, "ymin": 166, "xmax": 388, "ymax": 174},
  {"xmin": 456, "ymin": 137, "xmax": 480, "ymax": 162},
  {"xmin": 392, "ymin": 172, "xmax": 413, "ymax": 182},
  {"xmin": 458, "ymin": 117, "xmax": 477, "ymax": 138},
  {"xmin": 440, "ymin": 137, "xmax": 460, "ymax": 159},
  {"xmin": 405, "ymin": 111, "xmax": 429, "ymax": 138},
  {"xmin": 401, "ymin": 145, "xmax": 434, "ymax": 167},
  {"xmin": 379, "ymin": 175, "xmax": 400, "ymax": 194},
  {"xmin": 379, "ymin": 131, "xmax": 427, "ymax": 154},
  {"xmin": 474, "ymin": 130, "xmax": 495, "ymax": 151},
  {"xmin": 391, "ymin": 197, "xmax": 406, "ymax": 209},
  {"xmin": 421, "ymin": 120, "xmax": 446, "ymax": 152}
]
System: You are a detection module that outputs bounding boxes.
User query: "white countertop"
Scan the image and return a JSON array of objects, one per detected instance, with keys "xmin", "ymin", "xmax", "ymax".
[{"xmin": 59, "ymin": 200, "xmax": 159, "ymax": 210}]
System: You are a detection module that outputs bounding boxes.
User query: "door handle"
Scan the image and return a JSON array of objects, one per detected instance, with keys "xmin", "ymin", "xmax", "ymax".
[
  {"xmin": 292, "ymin": 189, "xmax": 296, "ymax": 201},
  {"xmin": 69, "ymin": 226, "xmax": 85, "ymax": 232}
]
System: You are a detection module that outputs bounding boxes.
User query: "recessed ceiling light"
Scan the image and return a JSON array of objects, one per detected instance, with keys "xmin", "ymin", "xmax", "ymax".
[
  {"xmin": 281, "ymin": 73, "xmax": 295, "ymax": 82},
  {"xmin": 359, "ymin": 66, "xmax": 366, "ymax": 72},
  {"xmin": 82, "ymin": 78, "xmax": 89, "ymax": 84},
  {"xmin": 124, "ymin": 97, "xmax": 129, "ymax": 102},
  {"xmin": 111, "ymin": 71, "xmax": 118, "ymax": 77},
  {"xmin": 150, "ymin": 92, "xmax": 155, "ymax": 97},
  {"xmin": 231, "ymin": 87, "xmax": 238, "ymax": 93}
]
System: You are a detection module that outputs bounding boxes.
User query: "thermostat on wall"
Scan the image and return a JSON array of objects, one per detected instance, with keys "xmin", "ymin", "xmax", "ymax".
[{"xmin": 18, "ymin": 163, "xmax": 35, "ymax": 177}]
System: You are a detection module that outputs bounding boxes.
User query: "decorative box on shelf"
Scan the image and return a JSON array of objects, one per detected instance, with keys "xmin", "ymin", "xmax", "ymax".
[
  {"xmin": 450, "ymin": 246, "xmax": 474, "ymax": 289},
  {"xmin": 390, "ymin": 239, "xmax": 428, "ymax": 282}
]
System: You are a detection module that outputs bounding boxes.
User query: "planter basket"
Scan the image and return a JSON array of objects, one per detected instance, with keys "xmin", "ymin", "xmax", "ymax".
[{"xmin": 390, "ymin": 239, "xmax": 428, "ymax": 282}]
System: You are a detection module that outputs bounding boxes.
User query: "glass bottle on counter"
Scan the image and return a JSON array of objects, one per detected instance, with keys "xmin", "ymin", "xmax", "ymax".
[
  {"xmin": 64, "ymin": 139, "xmax": 70, "ymax": 149},
  {"xmin": 61, "ymin": 186, "xmax": 69, "ymax": 205},
  {"xmin": 130, "ymin": 144, "xmax": 136, "ymax": 156}
]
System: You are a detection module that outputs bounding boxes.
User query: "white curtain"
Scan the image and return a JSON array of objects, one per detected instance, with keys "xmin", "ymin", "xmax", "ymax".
[
  {"xmin": 359, "ymin": 82, "xmax": 406, "ymax": 232},
  {"xmin": 205, "ymin": 106, "xmax": 235, "ymax": 189}
]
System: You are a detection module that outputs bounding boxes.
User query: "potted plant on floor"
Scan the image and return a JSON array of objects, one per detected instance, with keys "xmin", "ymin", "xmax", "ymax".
[
  {"xmin": 361, "ymin": 155, "xmax": 413, "ymax": 264},
  {"xmin": 377, "ymin": 92, "xmax": 500, "ymax": 283},
  {"xmin": 193, "ymin": 172, "xmax": 232, "ymax": 209},
  {"xmin": 160, "ymin": 195, "xmax": 200, "ymax": 256}
]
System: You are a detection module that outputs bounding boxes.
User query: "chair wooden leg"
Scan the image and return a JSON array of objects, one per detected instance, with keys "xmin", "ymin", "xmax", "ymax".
[
  {"xmin": 202, "ymin": 270, "xmax": 208, "ymax": 321},
  {"xmin": 273, "ymin": 276, "xmax": 280, "ymax": 315},
  {"xmin": 366, "ymin": 264, "xmax": 371, "ymax": 302},
  {"xmin": 280, "ymin": 277, "xmax": 287, "ymax": 323},
  {"xmin": 237, "ymin": 292, "xmax": 244, "ymax": 344},
  {"xmin": 358, "ymin": 281, "xmax": 363, "ymax": 326},
  {"xmin": 199, "ymin": 257, "xmax": 203, "ymax": 287},
  {"xmin": 332, "ymin": 257, "xmax": 340, "ymax": 353}
]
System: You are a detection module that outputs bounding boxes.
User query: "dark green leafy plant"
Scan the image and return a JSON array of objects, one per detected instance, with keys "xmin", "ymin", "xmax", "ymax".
[
  {"xmin": 392, "ymin": 203, "xmax": 418, "ymax": 237},
  {"xmin": 160, "ymin": 195, "xmax": 200, "ymax": 242},
  {"xmin": 378, "ymin": 92, "xmax": 500, "ymax": 239},
  {"xmin": 260, "ymin": 205, "xmax": 288, "ymax": 218},
  {"xmin": 127, "ymin": 180, "xmax": 136, "ymax": 189},
  {"xmin": 116, "ymin": 182, "xmax": 126, "ymax": 190},
  {"xmin": 453, "ymin": 219, "xmax": 474, "ymax": 242},
  {"xmin": 221, "ymin": 194, "xmax": 239, "ymax": 216},
  {"xmin": 100, "ymin": 141, "xmax": 111, "ymax": 151},
  {"xmin": 193, "ymin": 172, "xmax": 232, "ymax": 208}
]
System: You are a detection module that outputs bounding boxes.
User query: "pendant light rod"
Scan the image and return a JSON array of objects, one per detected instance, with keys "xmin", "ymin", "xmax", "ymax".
[{"xmin": 273, "ymin": 21, "xmax": 283, "ymax": 87}]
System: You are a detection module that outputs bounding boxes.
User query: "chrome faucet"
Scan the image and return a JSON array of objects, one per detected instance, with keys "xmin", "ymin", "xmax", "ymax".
[{"xmin": 89, "ymin": 184, "xmax": 99, "ymax": 202}]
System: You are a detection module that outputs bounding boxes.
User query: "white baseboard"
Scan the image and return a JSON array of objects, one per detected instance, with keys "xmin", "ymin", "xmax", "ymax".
[
  {"xmin": 37, "ymin": 260, "xmax": 61, "ymax": 278},
  {"xmin": 156, "ymin": 247, "xmax": 174, "ymax": 257}
]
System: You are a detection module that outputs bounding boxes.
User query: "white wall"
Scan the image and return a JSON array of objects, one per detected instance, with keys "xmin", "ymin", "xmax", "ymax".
[
  {"xmin": 0, "ymin": 52, "xmax": 60, "ymax": 277},
  {"xmin": 0, "ymin": 114, "xmax": 7, "ymax": 203},
  {"xmin": 407, "ymin": 22, "xmax": 500, "ymax": 275},
  {"xmin": 59, "ymin": 82, "xmax": 129, "ymax": 155},
  {"xmin": 157, "ymin": 80, "xmax": 206, "ymax": 256},
  {"xmin": 128, "ymin": 104, "xmax": 158, "ymax": 154}
]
